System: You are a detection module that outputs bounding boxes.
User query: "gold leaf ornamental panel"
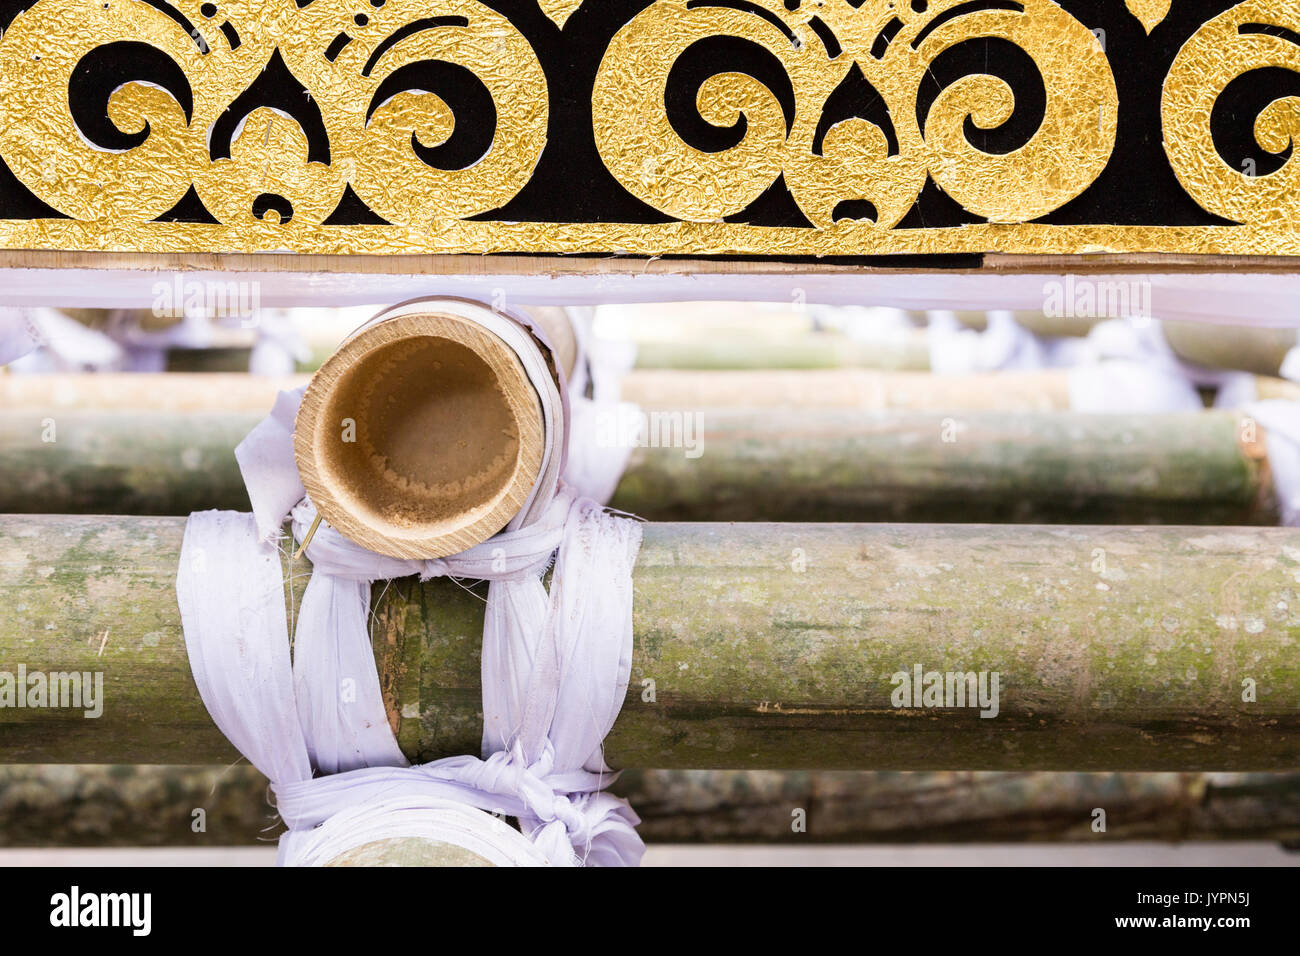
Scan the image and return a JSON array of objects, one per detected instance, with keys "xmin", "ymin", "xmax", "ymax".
[{"xmin": 0, "ymin": 0, "xmax": 1294, "ymax": 259}]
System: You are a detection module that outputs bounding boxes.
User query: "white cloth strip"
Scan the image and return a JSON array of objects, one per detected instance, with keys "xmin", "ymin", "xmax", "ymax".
[
  {"xmin": 561, "ymin": 305, "xmax": 640, "ymax": 506},
  {"xmin": 0, "ymin": 308, "xmax": 42, "ymax": 367}
]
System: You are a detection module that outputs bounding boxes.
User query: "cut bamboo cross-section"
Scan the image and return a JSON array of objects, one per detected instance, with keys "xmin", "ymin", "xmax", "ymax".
[
  {"xmin": 294, "ymin": 305, "xmax": 547, "ymax": 559},
  {"xmin": 0, "ymin": 409, "xmax": 1274, "ymax": 525},
  {"xmin": 1, "ymin": 515, "xmax": 1296, "ymax": 771}
]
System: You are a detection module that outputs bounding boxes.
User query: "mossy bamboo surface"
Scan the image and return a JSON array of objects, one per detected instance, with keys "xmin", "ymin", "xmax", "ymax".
[
  {"xmin": 1, "ymin": 516, "xmax": 1297, "ymax": 770},
  {"xmin": 610, "ymin": 409, "xmax": 1273, "ymax": 525},
  {"xmin": 0, "ymin": 765, "xmax": 1295, "ymax": 846},
  {"xmin": 0, "ymin": 409, "xmax": 1275, "ymax": 525}
]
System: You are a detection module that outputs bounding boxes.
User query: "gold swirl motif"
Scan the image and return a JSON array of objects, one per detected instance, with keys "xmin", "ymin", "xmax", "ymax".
[
  {"xmin": 0, "ymin": 0, "xmax": 543, "ymax": 229},
  {"xmin": 0, "ymin": 0, "xmax": 284, "ymax": 222},
  {"xmin": 1163, "ymin": 0, "xmax": 1300, "ymax": 225},
  {"xmin": 592, "ymin": 0, "xmax": 826, "ymax": 222},
  {"xmin": 281, "ymin": 0, "xmax": 548, "ymax": 228},
  {"xmin": 592, "ymin": 0, "xmax": 1117, "ymax": 228},
  {"xmin": 901, "ymin": 0, "xmax": 1116, "ymax": 223}
]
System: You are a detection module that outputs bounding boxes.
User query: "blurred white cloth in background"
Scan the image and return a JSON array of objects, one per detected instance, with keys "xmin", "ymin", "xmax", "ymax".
[{"xmin": 928, "ymin": 310, "xmax": 1087, "ymax": 374}]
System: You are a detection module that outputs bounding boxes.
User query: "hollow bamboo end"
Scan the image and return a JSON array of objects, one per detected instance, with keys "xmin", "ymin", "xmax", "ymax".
[
  {"xmin": 294, "ymin": 310, "xmax": 545, "ymax": 559},
  {"xmin": 324, "ymin": 837, "xmax": 495, "ymax": 867}
]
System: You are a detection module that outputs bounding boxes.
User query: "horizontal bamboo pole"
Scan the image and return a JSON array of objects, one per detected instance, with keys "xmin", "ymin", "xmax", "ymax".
[
  {"xmin": 7, "ymin": 369, "xmax": 1300, "ymax": 415},
  {"xmin": 164, "ymin": 348, "xmax": 257, "ymax": 374},
  {"xmin": 1162, "ymin": 322, "xmax": 1298, "ymax": 378},
  {"xmin": 623, "ymin": 770, "xmax": 1300, "ymax": 844},
  {"xmin": 2, "ymin": 515, "xmax": 1297, "ymax": 770},
  {"xmin": 1, "ymin": 370, "xmax": 1080, "ymax": 413},
  {"xmin": 953, "ymin": 311, "xmax": 1101, "ymax": 338},
  {"xmin": 625, "ymin": 369, "xmax": 1076, "ymax": 411},
  {"xmin": 609, "ymin": 409, "xmax": 1273, "ymax": 525},
  {"xmin": 0, "ymin": 409, "xmax": 1275, "ymax": 524},
  {"xmin": 631, "ymin": 334, "xmax": 932, "ymax": 371},
  {"xmin": 0, "ymin": 373, "xmax": 308, "ymax": 412},
  {"xmin": 594, "ymin": 303, "xmax": 932, "ymax": 371},
  {"xmin": 627, "ymin": 370, "xmax": 1299, "ymax": 408},
  {"xmin": 1, "ymin": 765, "xmax": 1295, "ymax": 846}
]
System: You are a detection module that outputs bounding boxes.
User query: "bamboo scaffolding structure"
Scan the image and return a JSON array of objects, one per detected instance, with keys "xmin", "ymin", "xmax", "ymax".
[
  {"xmin": 0, "ymin": 409, "xmax": 1274, "ymax": 525},
  {"xmin": 0, "ymin": 765, "xmax": 1295, "ymax": 846},
  {"xmin": 2, "ymin": 515, "xmax": 1297, "ymax": 771}
]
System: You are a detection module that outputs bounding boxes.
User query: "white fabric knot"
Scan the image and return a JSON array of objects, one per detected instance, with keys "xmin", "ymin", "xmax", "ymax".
[{"xmin": 266, "ymin": 736, "xmax": 642, "ymax": 867}]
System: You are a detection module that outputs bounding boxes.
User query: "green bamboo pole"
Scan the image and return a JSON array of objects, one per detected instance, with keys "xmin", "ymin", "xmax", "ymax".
[
  {"xmin": 0, "ymin": 374, "xmax": 308, "ymax": 413},
  {"xmin": 164, "ymin": 348, "xmax": 256, "ymax": 374},
  {"xmin": 609, "ymin": 409, "xmax": 1272, "ymax": 525},
  {"xmin": 952, "ymin": 310, "xmax": 1101, "ymax": 339},
  {"xmin": 0, "ymin": 765, "xmax": 1295, "ymax": 846},
  {"xmin": 1162, "ymin": 322, "xmax": 1298, "ymax": 378},
  {"xmin": 6, "ymin": 369, "xmax": 1300, "ymax": 415},
  {"xmin": 624, "ymin": 369, "xmax": 1076, "ymax": 411},
  {"xmin": 0, "ymin": 409, "xmax": 1275, "ymax": 524},
  {"xmin": 631, "ymin": 335, "xmax": 932, "ymax": 371},
  {"xmin": 2, "ymin": 370, "xmax": 1083, "ymax": 413},
  {"xmin": 1, "ymin": 515, "xmax": 1297, "ymax": 770}
]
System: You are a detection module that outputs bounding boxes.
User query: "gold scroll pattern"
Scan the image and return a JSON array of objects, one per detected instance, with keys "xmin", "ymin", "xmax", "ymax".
[
  {"xmin": 0, "ymin": 0, "xmax": 547, "ymax": 229},
  {"xmin": 592, "ymin": 0, "xmax": 1118, "ymax": 227},
  {"xmin": 0, "ymin": 0, "xmax": 1298, "ymax": 255},
  {"xmin": 1163, "ymin": 0, "xmax": 1300, "ymax": 226}
]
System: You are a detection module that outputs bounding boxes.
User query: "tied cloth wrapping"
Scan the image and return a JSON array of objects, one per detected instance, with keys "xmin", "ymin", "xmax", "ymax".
[{"xmin": 176, "ymin": 302, "xmax": 644, "ymax": 866}]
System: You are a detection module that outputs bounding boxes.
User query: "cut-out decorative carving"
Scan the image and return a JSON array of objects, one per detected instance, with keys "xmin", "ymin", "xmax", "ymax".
[
  {"xmin": 1126, "ymin": 0, "xmax": 1172, "ymax": 33},
  {"xmin": 0, "ymin": 0, "xmax": 1295, "ymax": 259}
]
